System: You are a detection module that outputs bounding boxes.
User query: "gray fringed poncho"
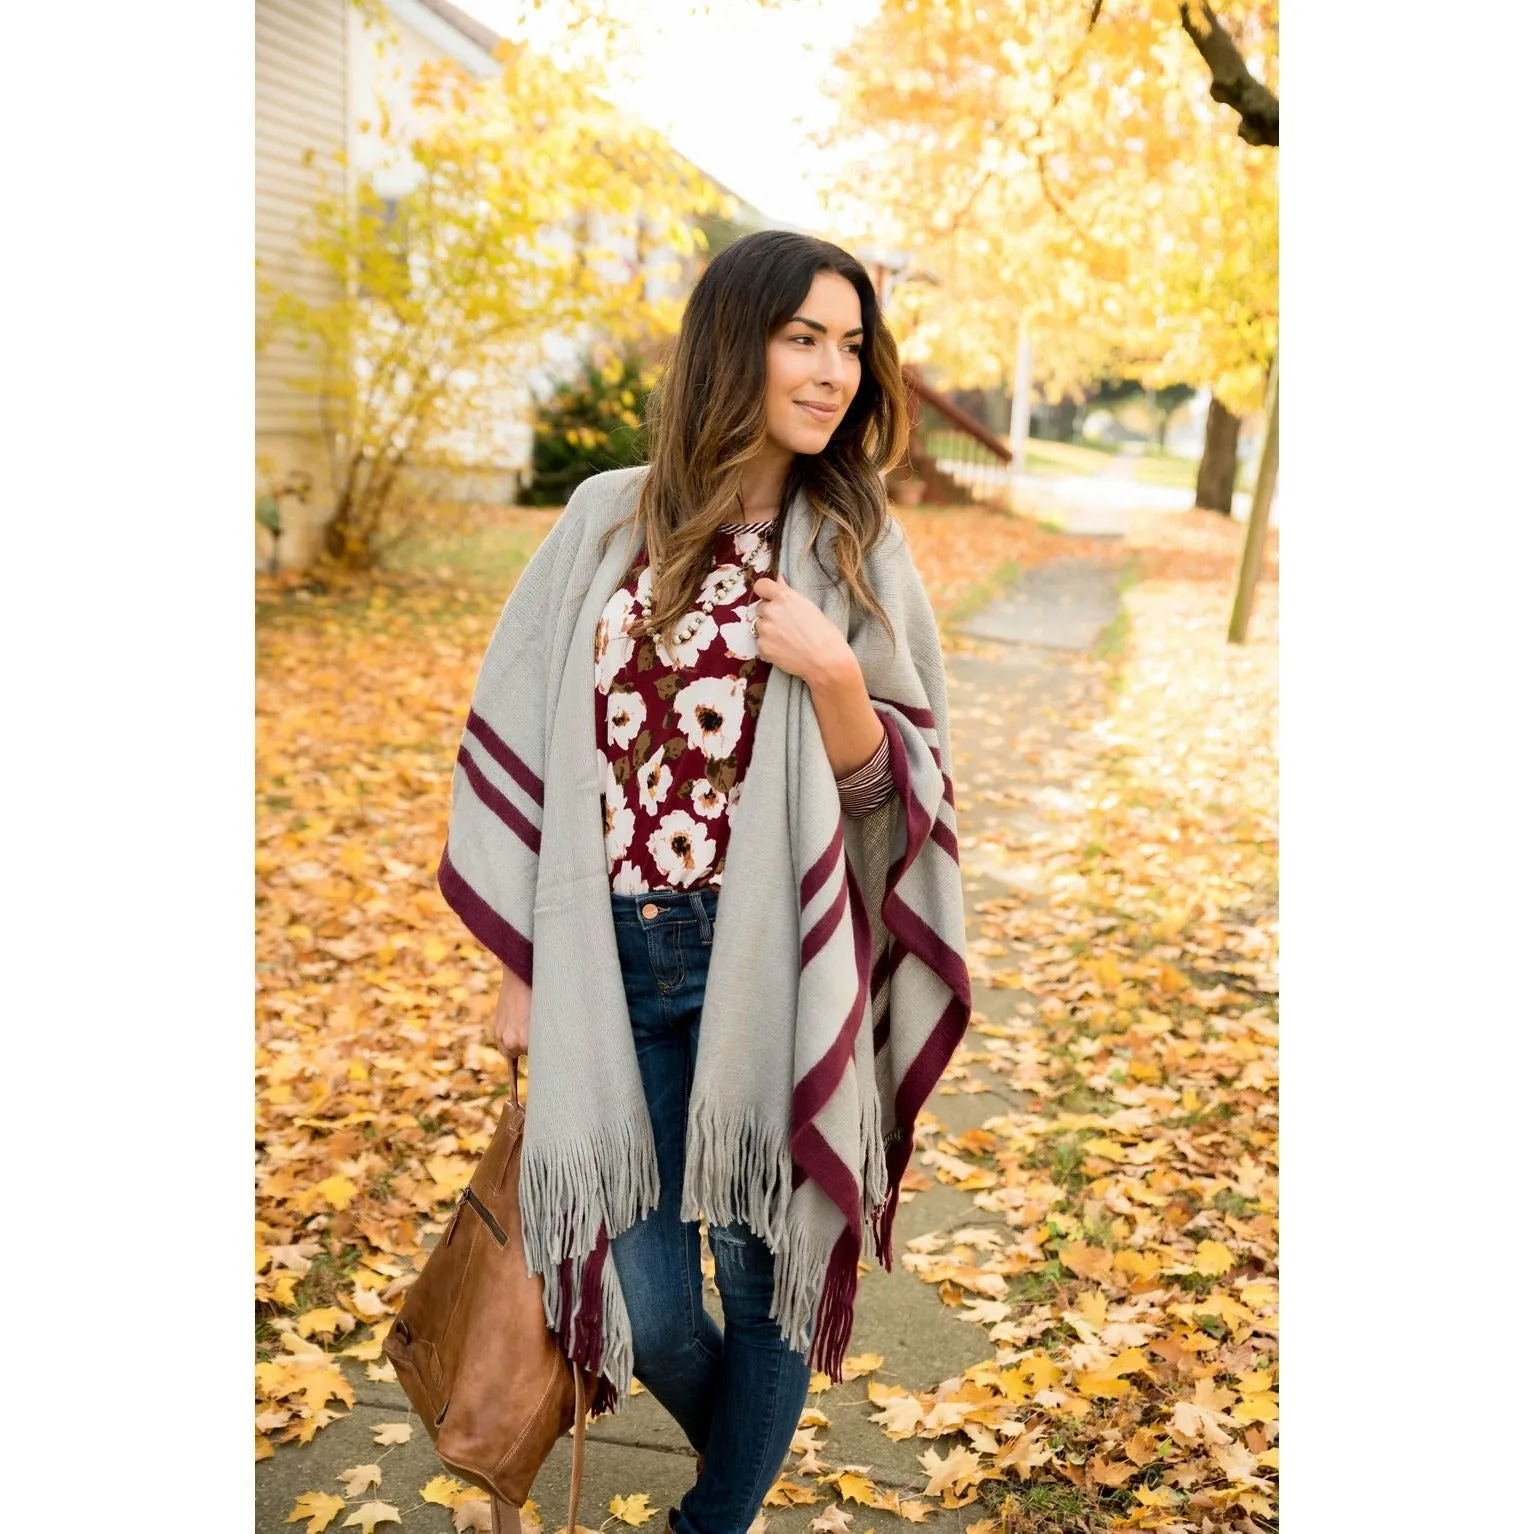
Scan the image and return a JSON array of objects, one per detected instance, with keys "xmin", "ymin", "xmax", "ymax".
[{"xmin": 437, "ymin": 465, "xmax": 971, "ymax": 1413}]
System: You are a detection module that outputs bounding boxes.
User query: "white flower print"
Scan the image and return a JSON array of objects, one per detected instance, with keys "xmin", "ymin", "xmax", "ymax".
[
  {"xmin": 725, "ymin": 781, "xmax": 742, "ymax": 829},
  {"xmin": 594, "ymin": 585, "xmax": 637, "ymax": 694},
  {"xmin": 612, "ymin": 859, "xmax": 646, "ymax": 894},
  {"xmin": 655, "ymin": 609, "xmax": 718, "ymax": 670},
  {"xmin": 733, "ymin": 530, "xmax": 774, "ymax": 573},
  {"xmin": 606, "ymin": 687, "xmax": 646, "ymax": 751},
  {"xmin": 602, "ymin": 762, "xmax": 635, "ymax": 862},
  {"xmin": 648, "ymin": 809, "xmax": 717, "ymax": 888},
  {"xmin": 637, "ymin": 745, "xmax": 673, "ymax": 815},
  {"xmin": 691, "ymin": 778, "xmax": 727, "ymax": 819},
  {"xmin": 719, "ymin": 600, "xmax": 760, "ymax": 661},
  {"xmin": 674, "ymin": 674, "xmax": 746, "ymax": 760},
  {"xmin": 700, "ymin": 563, "xmax": 748, "ymax": 609}
]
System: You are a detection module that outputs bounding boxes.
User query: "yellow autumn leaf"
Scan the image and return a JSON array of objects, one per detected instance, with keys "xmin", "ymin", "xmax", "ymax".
[
  {"xmin": 826, "ymin": 1470, "xmax": 879, "ymax": 1505},
  {"xmin": 997, "ymin": 1355, "xmax": 1062, "ymax": 1399},
  {"xmin": 421, "ymin": 1476, "xmax": 474, "ymax": 1508},
  {"xmin": 425, "ymin": 1154, "xmax": 474, "ymax": 1193},
  {"xmin": 269, "ymin": 1271, "xmax": 300, "ymax": 1309},
  {"xmin": 1058, "ymin": 1242, "xmax": 1113, "ymax": 1282},
  {"xmin": 1074, "ymin": 1370, "xmax": 1134, "ymax": 1399},
  {"xmin": 919, "ymin": 1443, "xmax": 985, "ymax": 1498},
  {"xmin": 1112, "ymin": 1249, "xmax": 1160, "ymax": 1281},
  {"xmin": 841, "ymin": 1352, "xmax": 884, "ymax": 1378},
  {"xmin": 1232, "ymin": 1390, "xmax": 1279, "ymax": 1423},
  {"xmin": 342, "ymin": 1502, "xmax": 401, "ymax": 1534},
  {"xmin": 869, "ymin": 1391, "xmax": 926, "ymax": 1438},
  {"xmin": 372, "ymin": 1422, "xmax": 412, "ymax": 1445},
  {"xmin": 1193, "ymin": 1240, "xmax": 1236, "ymax": 1276},
  {"xmin": 287, "ymin": 1492, "xmax": 348, "ymax": 1534},
  {"xmin": 295, "ymin": 1307, "xmax": 350, "ymax": 1339},
  {"xmin": 315, "ymin": 1174, "xmax": 359, "ymax": 1210},
  {"xmin": 763, "ymin": 1475, "xmax": 821, "ymax": 1506},
  {"xmin": 1072, "ymin": 1288, "xmax": 1108, "ymax": 1328},
  {"xmin": 1157, "ymin": 964, "xmax": 1189, "ymax": 995},
  {"xmin": 608, "ymin": 1493, "xmax": 658, "ymax": 1525},
  {"xmin": 338, "ymin": 1464, "xmax": 381, "ymax": 1498},
  {"xmin": 452, "ymin": 1498, "xmax": 493, "ymax": 1534}
]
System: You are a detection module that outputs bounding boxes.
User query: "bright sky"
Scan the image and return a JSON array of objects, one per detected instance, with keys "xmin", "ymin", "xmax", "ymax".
[{"xmin": 473, "ymin": 0, "xmax": 881, "ymax": 232}]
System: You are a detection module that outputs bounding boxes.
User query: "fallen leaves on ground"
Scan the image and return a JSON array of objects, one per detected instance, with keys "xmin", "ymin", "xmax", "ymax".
[
  {"xmin": 254, "ymin": 504, "xmax": 1078, "ymax": 1453},
  {"xmin": 287, "ymin": 1492, "xmax": 348, "ymax": 1533},
  {"xmin": 255, "ymin": 502, "xmax": 1276, "ymax": 1534},
  {"xmin": 869, "ymin": 558, "xmax": 1277, "ymax": 1530},
  {"xmin": 420, "ymin": 1476, "xmax": 475, "ymax": 1509},
  {"xmin": 337, "ymin": 1464, "xmax": 382, "ymax": 1498},
  {"xmin": 342, "ymin": 1503, "xmax": 401, "ymax": 1534},
  {"xmin": 609, "ymin": 1492, "xmax": 659, "ymax": 1525}
]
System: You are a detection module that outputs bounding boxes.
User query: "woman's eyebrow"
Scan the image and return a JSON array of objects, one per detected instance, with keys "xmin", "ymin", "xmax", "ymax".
[{"xmin": 789, "ymin": 315, "xmax": 865, "ymax": 338}]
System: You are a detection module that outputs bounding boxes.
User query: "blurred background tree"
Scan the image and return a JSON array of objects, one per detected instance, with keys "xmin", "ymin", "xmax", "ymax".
[
  {"xmin": 816, "ymin": 0, "xmax": 1277, "ymax": 510},
  {"xmin": 525, "ymin": 345, "xmax": 660, "ymax": 506},
  {"xmin": 259, "ymin": 36, "xmax": 724, "ymax": 567}
]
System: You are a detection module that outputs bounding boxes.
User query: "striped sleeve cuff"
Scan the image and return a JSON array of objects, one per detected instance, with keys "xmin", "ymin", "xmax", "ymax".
[{"xmin": 834, "ymin": 731, "xmax": 895, "ymax": 819}]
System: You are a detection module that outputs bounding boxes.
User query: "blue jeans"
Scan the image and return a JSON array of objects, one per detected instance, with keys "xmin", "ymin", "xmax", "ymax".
[{"xmin": 608, "ymin": 886, "xmax": 812, "ymax": 1534}]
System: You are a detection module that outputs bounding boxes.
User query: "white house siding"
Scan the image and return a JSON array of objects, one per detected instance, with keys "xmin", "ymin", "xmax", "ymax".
[
  {"xmin": 254, "ymin": 0, "xmax": 724, "ymax": 567},
  {"xmin": 255, "ymin": 0, "xmax": 349, "ymax": 567}
]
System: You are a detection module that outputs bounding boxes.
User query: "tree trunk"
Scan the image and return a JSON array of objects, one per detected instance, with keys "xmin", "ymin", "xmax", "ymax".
[
  {"xmin": 1229, "ymin": 348, "xmax": 1278, "ymax": 644},
  {"xmin": 1195, "ymin": 395, "xmax": 1242, "ymax": 514}
]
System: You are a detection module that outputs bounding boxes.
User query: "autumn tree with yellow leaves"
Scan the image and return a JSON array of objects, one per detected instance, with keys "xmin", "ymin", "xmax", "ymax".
[
  {"xmin": 260, "ymin": 31, "xmax": 726, "ymax": 567},
  {"xmin": 816, "ymin": 0, "xmax": 1276, "ymax": 505}
]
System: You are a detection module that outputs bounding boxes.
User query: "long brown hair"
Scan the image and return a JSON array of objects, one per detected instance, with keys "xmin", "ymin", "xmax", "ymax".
[{"xmin": 599, "ymin": 230, "xmax": 908, "ymax": 649}]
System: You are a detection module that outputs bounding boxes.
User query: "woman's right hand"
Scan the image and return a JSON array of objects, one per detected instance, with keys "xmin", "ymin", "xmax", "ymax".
[{"xmin": 491, "ymin": 964, "xmax": 532, "ymax": 1060}]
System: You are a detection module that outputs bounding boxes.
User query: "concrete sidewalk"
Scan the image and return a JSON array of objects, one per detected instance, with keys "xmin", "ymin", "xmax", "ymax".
[{"xmin": 255, "ymin": 560, "xmax": 1123, "ymax": 1534}]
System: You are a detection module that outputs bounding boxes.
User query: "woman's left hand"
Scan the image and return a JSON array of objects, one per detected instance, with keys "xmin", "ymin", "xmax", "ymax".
[{"xmin": 750, "ymin": 572, "xmax": 852, "ymax": 687}]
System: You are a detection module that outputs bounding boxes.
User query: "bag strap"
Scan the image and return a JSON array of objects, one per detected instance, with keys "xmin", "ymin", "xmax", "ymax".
[{"xmin": 565, "ymin": 1367, "xmax": 587, "ymax": 1534}]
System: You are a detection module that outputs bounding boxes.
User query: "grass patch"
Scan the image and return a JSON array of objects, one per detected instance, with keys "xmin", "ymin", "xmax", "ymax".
[
  {"xmin": 995, "ymin": 1480, "xmax": 1093, "ymax": 1531},
  {"xmin": 1094, "ymin": 607, "xmax": 1130, "ymax": 663},
  {"xmin": 941, "ymin": 556, "xmax": 1022, "ymax": 631},
  {"xmin": 380, "ymin": 514, "xmax": 547, "ymax": 590},
  {"xmin": 289, "ymin": 1251, "xmax": 352, "ymax": 1315},
  {"xmin": 1012, "ymin": 1260, "xmax": 1068, "ymax": 1307}
]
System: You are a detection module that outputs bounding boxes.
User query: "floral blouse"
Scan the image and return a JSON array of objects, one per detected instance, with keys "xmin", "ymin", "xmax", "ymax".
[
  {"xmin": 594, "ymin": 520, "xmax": 775, "ymax": 893},
  {"xmin": 593, "ymin": 518, "xmax": 895, "ymax": 895}
]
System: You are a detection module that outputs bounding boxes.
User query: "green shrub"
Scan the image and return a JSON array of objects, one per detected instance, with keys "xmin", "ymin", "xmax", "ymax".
[{"xmin": 525, "ymin": 349, "xmax": 657, "ymax": 506}]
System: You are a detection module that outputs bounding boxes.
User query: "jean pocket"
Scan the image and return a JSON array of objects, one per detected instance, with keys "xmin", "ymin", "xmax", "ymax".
[{"xmin": 646, "ymin": 922, "xmax": 686, "ymax": 993}]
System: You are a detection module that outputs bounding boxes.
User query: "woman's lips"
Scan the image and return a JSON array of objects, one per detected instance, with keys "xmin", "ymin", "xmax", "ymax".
[{"xmin": 794, "ymin": 400, "xmax": 838, "ymax": 420}]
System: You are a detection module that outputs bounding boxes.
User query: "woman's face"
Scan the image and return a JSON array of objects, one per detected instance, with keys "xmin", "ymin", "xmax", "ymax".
[{"xmin": 762, "ymin": 271, "xmax": 865, "ymax": 459}]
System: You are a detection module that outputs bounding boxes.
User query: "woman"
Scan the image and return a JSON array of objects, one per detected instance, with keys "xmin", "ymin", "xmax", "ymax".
[{"xmin": 437, "ymin": 230, "xmax": 971, "ymax": 1534}]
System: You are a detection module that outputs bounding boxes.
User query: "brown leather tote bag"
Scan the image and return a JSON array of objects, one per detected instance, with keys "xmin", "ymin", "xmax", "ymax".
[{"xmin": 383, "ymin": 1059, "xmax": 595, "ymax": 1534}]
